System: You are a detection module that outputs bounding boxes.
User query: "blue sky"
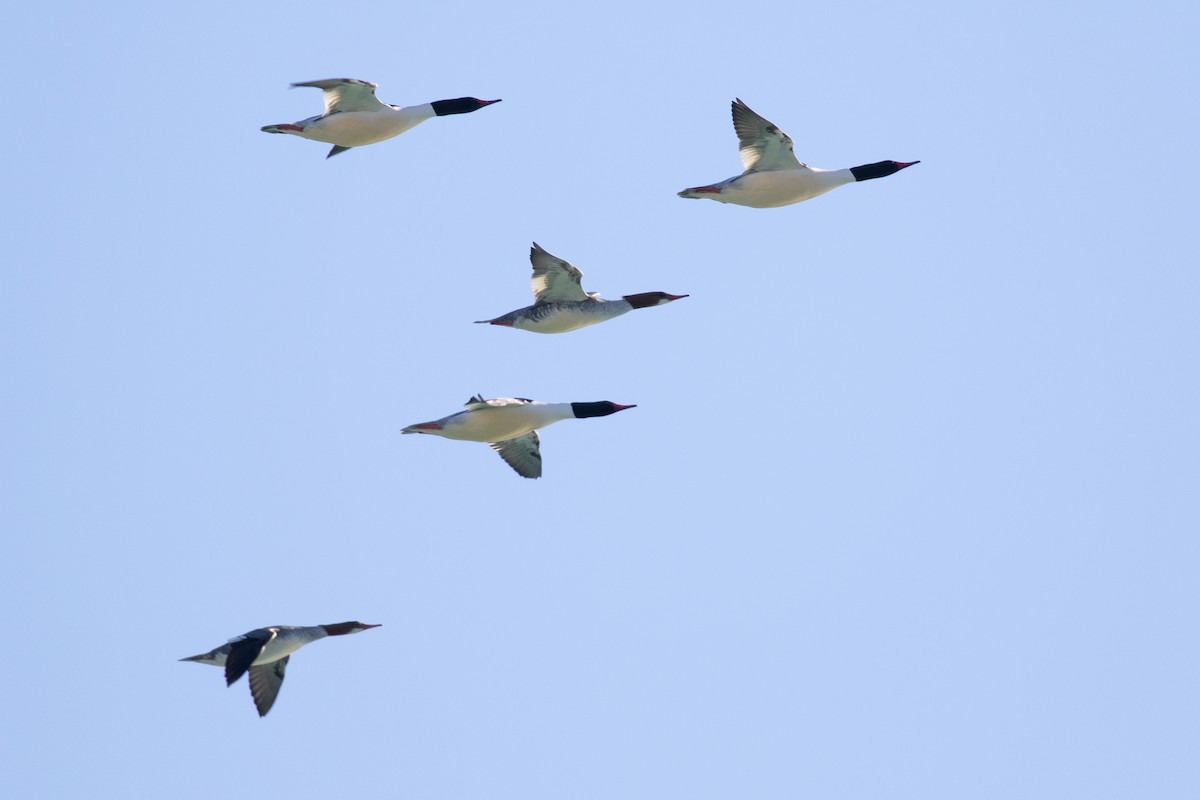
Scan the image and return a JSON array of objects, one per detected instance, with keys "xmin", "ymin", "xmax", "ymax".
[{"xmin": 4, "ymin": 1, "xmax": 1199, "ymax": 797}]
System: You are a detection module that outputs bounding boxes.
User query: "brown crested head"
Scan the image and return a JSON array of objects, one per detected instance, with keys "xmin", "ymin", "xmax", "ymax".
[
  {"xmin": 321, "ymin": 621, "xmax": 383, "ymax": 636},
  {"xmin": 622, "ymin": 291, "xmax": 689, "ymax": 309}
]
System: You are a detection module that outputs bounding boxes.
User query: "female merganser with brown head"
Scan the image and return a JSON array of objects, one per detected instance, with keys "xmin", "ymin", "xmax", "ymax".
[{"xmin": 475, "ymin": 242, "xmax": 687, "ymax": 334}]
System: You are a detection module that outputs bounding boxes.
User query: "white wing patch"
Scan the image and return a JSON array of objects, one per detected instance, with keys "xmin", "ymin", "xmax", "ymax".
[
  {"xmin": 490, "ymin": 432, "xmax": 543, "ymax": 479},
  {"xmin": 732, "ymin": 98, "xmax": 805, "ymax": 173},
  {"xmin": 529, "ymin": 242, "xmax": 589, "ymax": 304},
  {"xmin": 464, "ymin": 395, "xmax": 535, "ymax": 410},
  {"xmin": 292, "ymin": 78, "xmax": 386, "ymax": 116}
]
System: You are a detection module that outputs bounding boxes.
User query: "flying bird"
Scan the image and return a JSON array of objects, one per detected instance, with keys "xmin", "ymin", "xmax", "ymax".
[
  {"xmin": 475, "ymin": 242, "xmax": 687, "ymax": 333},
  {"xmin": 402, "ymin": 395, "xmax": 636, "ymax": 478},
  {"xmin": 678, "ymin": 99, "xmax": 918, "ymax": 207},
  {"xmin": 261, "ymin": 78, "xmax": 500, "ymax": 158},
  {"xmin": 180, "ymin": 621, "xmax": 381, "ymax": 716}
]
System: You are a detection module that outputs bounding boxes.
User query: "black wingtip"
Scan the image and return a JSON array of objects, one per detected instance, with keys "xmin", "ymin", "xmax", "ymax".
[
  {"xmin": 327, "ymin": 144, "xmax": 352, "ymax": 159},
  {"xmin": 225, "ymin": 662, "xmax": 249, "ymax": 686}
]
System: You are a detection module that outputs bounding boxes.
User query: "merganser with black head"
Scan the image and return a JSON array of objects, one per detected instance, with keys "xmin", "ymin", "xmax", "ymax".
[
  {"xmin": 475, "ymin": 242, "xmax": 688, "ymax": 333},
  {"xmin": 402, "ymin": 395, "xmax": 635, "ymax": 478},
  {"xmin": 678, "ymin": 99, "xmax": 918, "ymax": 208},
  {"xmin": 261, "ymin": 78, "xmax": 500, "ymax": 159},
  {"xmin": 180, "ymin": 621, "xmax": 381, "ymax": 716}
]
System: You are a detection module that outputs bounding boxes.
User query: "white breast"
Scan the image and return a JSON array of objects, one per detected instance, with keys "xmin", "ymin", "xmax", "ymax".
[
  {"xmin": 300, "ymin": 106, "xmax": 434, "ymax": 146},
  {"xmin": 723, "ymin": 168, "xmax": 854, "ymax": 208},
  {"xmin": 441, "ymin": 403, "xmax": 573, "ymax": 442}
]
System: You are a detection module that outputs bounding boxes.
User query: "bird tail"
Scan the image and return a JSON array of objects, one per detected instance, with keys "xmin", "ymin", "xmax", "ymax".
[
  {"xmin": 677, "ymin": 185, "xmax": 722, "ymax": 199},
  {"xmin": 402, "ymin": 422, "xmax": 443, "ymax": 434}
]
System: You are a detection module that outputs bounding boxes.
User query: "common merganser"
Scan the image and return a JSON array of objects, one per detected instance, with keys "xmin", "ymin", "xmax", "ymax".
[
  {"xmin": 180, "ymin": 621, "xmax": 381, "ymax": 716},
  {"xmin": 261, "ymin": 78, "xmax": 500, "ymax": 159},
  {"xmin": 678, "ymin": 99, "xmax": 919, "ymax": 208},
  {"xmin": 402, "ymin": 395, "xmax": 636, "ymax": 478},
  {"xmin": 475, "ymin": 243, "xmax": 688, "ymax": 333}
]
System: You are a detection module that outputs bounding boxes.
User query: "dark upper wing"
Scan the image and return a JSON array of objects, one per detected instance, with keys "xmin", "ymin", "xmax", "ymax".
[
  {"xmin": 248, "ymin": 656, "xmax": 289, "ymax": 717},
  {"xmin": 490, "ymin": 432, "xmax": 542, "ymax": 478},
  {"xmin": 224, "ymin": 629, "xmax": 274, "ymax": 686},
  {"xmin": 731, "ymin": 98, "xmax": 804, "ymax": 173}
]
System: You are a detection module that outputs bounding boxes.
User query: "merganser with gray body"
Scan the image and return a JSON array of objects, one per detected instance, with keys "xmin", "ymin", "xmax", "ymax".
[
  {"xmin": 678, "ymin": 99, "xmax": 918, "ymax": 208},
  {"xmin": 180, "ymin": 621, "xmax": 381, "ymax": 716},
  {"xmin": 475, "ymin": 243, "xmax": 687, "ymax": 334},
  {"xmin": 402, "ymin": 395, "xmax": 635, "ymax": 478},
  {"xmin": 261, "ymin": 78, "xmax": 500, "ymax": 159}
]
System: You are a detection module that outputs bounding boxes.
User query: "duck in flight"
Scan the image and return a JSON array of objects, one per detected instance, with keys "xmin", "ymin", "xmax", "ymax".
[
  {"xmin": 678, "ymin": 99, "xmax": 918, "ymax": 207},
  {"xmin": 261, "ymin": 78, "xmax": 500, "ymax": 158},
  {"xmin": 180, "ymin": 621, "xmax": 381, "ymax": 716},
  {"xmin": 475, "ymin": 243, "xmax": 688, "ymax": 333},
  {"xmin": 402, "ymin": 395, "xmax": 636, "ymax": 478}
]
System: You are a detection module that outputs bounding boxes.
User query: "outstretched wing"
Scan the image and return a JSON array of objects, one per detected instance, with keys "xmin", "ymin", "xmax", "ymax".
[
  {"xmin": 291, "ymin": 78, "xmax": 386, "ymax": 115},
  {"xmin": 490, "ymin": 432, "xmax": 542, "ymax": 478},
  {"xmin": 248, "ymin": 656, "xmax": 289, "ymax": 717},
  {"xmin": 530, "ymin": 242, "xmax": 588, "ymax": 304},
  {"xmin": 224, "ymin": 629, "xmax": 275, "ymax": 686},
  {"xmin": 732, "ymin": 98, "xmax": 804, "ymax": 173}
]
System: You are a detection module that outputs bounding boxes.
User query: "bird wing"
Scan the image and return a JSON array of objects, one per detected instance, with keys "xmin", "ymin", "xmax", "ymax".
[
  {"xmin": 464, "ymin": 395, "xmax": 535, "ymax": 410},
  {"xmin": 732, "ymin": 98, "xmax": 804, "ymax": 173},
  {"xmin": 248, "ymin": 656, "xmax": 289, "ymax": 717},
  {"xmin": 529, "ymin": 242, "xmax": 589, "ymax": 303},
  {"xmin": 291, "ymin": 78, "xmax": 386, "ymax": 115},
  {"xmin": 224, "ymin": 629, "xmax": 275, "ymax": 686},
  {"xmin": 490, "ymin": 432, "xmax": 543, "ymax": 478}
]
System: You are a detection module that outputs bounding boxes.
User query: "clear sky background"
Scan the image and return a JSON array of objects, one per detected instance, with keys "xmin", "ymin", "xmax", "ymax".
[{"xmin": 3, "ymin": 1, "xmax": 1198, "ymax": 797}]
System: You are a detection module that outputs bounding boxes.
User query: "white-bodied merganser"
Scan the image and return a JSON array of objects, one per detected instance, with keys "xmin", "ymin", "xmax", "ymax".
[
  {"xmin": 402, "ymin": 395, "xmax": 636, "ymax": 478},
  {"xmin": 475, "ymin": 243, "xmax": 688, "ymax": 334},
  {"xmin": 678, "ymin": 99, "xmax": 919, "ymax": 208},
  {"xmin": 180, "ymin": 621, "xmax": 381, "ymax": 716},
  {"xmin": 261, "ymin": 78, "xmax": 500, "ymax": 159}
]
